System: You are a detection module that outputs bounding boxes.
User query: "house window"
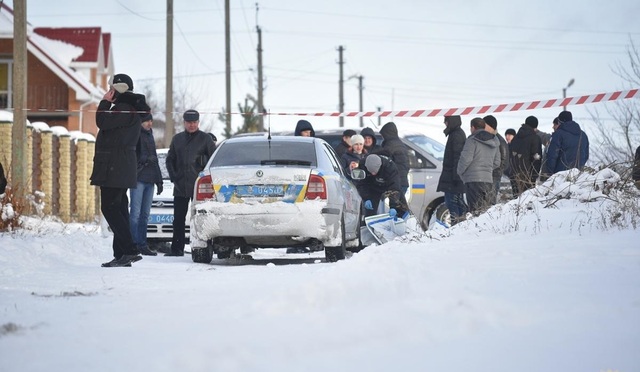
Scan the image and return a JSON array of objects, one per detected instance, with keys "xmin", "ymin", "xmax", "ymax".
[{"xmin": 0, "ymin": 60, "xmax": 12, "ymax": 109}]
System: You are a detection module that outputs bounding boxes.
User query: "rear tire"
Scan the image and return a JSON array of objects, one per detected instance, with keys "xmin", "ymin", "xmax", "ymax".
[
  {"xmin": 192, "ymin": 244, "xmax": 213, "ymax": 263},
  {"xmin": 423, "ymin": 202, "xmax": 449, "ymax": 229},
  {"xmin": 325, "ymin": 216, "xmax": 346, "ymax": 262}
]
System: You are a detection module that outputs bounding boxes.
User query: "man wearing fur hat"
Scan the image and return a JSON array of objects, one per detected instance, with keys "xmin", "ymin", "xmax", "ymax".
[
  {"xmin": 165, "ymin": 109, "xmax": 216, "ymax": 256},
  {"xmin": 91, "ymin": 73, "xmax": 150, "ymax": 267},
  {"xmin": 544, "ymin": 110, "xmax": 589, "ymax": 175}
]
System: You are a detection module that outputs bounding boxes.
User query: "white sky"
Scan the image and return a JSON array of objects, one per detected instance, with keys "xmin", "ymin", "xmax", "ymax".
[
  {"xmin": 13, "ymin": 0, "xmax": 640, "ymax": 136},
  {"xmin": 1, "ymin": 167, "xmax": 639, "ymax": 371}
]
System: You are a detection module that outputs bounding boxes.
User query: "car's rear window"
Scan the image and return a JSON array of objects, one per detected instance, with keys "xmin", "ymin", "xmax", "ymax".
[{"xmin": 210, "ymin": 141, "xmax": 317, "ymax": 167}]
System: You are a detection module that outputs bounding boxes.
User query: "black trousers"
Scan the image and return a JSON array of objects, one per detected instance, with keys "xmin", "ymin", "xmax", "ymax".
[
  {"xmin": 101, "ymin": 187, "xmax": 137, "ymax": 258},
  {"xmin": 170, "ymin": 196, "xmax": 190, "ymax": 253},
  {"xmin": 464, "ymin": 182, "xmax": 494, "ymax": 216}
]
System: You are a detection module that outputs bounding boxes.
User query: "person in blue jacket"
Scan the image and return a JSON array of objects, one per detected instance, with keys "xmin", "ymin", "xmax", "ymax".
[{"xmin": 544, "ymin": 110, "xmax": 589, "ymax": 175}]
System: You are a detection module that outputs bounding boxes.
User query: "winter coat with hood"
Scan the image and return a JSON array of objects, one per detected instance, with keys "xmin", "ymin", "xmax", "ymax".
[
  {"xmin": 135, "ymin": 126, "xmax": 163, "ymax": 185},
  {"xmin": 508, "ymin": 124, "xmax": 542, "ymax": 182},
  {"xmin": 294, "ymin": 120, "xmax": 315, "ymax": 137},
  {"xmin": 378, "ymin": 122, "xmax": 409, "ymax": 188},
  {"xmin": 166, "ymin": 130, "xmax": 216, "ymax": 198},
  {"xmin": 360, "ymin": 127, "xmax": 381, "ymax": 153},
  {"xmin": 457, "ymin": 129, "xmax": 501, "ymax": 184},
  {"xmin": 90, "ymin": 91, "xmax": 149, "ymax": 189},
  {"xmin": 544, "ymin": 120, "xmax": 589, "ymax": 174},
  {"xmin": 436, "ymin": 115, "xmax": 466, "ymax": 193}
]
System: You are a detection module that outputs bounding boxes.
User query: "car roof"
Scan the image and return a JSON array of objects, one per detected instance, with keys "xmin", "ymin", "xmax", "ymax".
[{"xmin": 222, "ymin": 135, "xmax": 320, "ymax": 144}]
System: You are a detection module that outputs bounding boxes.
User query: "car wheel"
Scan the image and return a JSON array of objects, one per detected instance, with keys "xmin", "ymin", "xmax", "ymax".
[
  {"xmin": 325, "ymin": 215, "xmax": 346, "ymax": 262},
  {"xmin": 192, "ymin": 245, "xmax": 213, "ymax": 264},
  {"xmin": 347, "ymin": 209, "xmax": 363, "ymax": 253},
  {"xmin": 424, "ymin": 202, "xmax": 450, "ymax": 229}
]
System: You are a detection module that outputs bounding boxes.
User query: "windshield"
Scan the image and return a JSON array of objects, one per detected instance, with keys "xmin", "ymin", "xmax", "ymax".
[
  {"xmin": 404, "ymin": 135, "xmax": 445, "ymax": 162},
  {"xmin": 210, "ymin": 141, "xmax": 318, "ymax": 167}
]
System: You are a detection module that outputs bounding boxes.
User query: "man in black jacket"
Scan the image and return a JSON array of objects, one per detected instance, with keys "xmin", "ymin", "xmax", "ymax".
[
  {"xmin": 509, "ymin": 116, "xmax": 543, "ymax": 196},
  {"xmin": 379, "ymin": 122, "xmax": 409, "ymax": 194},
  {"xmin": 91, "ymin": 73, "xmax": 149, "ymax": 267},
  {"xmin": 359, "ymin": 154, "xmax": 409, "ymax": 218},
  {"xmin": 436, "ymin": 115, "xmax": 467, "ymax": 225},
  {"xmin": 165, "ymin": 109, "xmax": 216, "ymax": 256},
  {"xmin": 334, "ymin": 129, "xmax": 356, "ymax": 158}
]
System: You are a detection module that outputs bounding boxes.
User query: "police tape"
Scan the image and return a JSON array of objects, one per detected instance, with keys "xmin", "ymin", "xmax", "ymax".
[{"xmin": 264, "ymin": 88, "xmax": 639, "ymax": 118}]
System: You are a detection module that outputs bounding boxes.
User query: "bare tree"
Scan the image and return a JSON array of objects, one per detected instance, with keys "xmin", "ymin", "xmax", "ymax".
[{"xmin": 589, "ymin": 37, "xmax": 640, "ymax": 169}]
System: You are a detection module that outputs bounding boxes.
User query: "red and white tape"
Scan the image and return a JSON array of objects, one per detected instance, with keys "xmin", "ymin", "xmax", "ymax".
[{"xmin": 265, "ymin": 88, "xmax": 639, "ymax": 118}]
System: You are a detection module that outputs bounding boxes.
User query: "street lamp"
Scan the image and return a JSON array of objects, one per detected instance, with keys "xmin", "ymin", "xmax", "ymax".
[
  {"xmin": 348, "ymin": 74, "xmax": 364, "ymax": 127},
  {"xmin": 562, "ymin": 78, "xmax": 575, "ymax": 112}
]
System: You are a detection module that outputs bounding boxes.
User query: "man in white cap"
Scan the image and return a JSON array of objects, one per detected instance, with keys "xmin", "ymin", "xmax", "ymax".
[{"xmin": 359, "ymin": 154, "xmax": 409, "ymax": 218}]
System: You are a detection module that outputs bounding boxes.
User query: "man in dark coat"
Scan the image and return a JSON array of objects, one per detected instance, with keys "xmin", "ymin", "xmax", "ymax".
[
  {"xmin": 129, "ymin": 113, "xmax": 163, "ymax": 256},
  {"xmin": 91, "ymin": 73, "xmax": 149, "ymax": 267},
  {"xmin": 165, "ymin": 109, "xmax": 216, "ymax": 256},
  {"xmin": 359, "ymin": 154, "xmax": 409, "ymax": 218},
  {"xmin": 294, "ymin": 119, "xmax": 315, "ymax": 137},
  {"xmin": 436, "ymin": 115, "xmax": 467, "ymax": 225},
  {"xmin": 545, "ymin": 110, "xmax": 589, "ymax": 175},
  {"xmin": 378, "ymin": 122, "xmax": 410, "ymax": 194},
  {"xmin": 509, "ymin": 116, "xmax": 543, "ymax": 196},
  {"xmin": 334, "ymin": 129, "xmax": 356, "ymax": 158},
  {"xmin": 483, "ymin": 115, "xmax": 509, "ymax": 204},
  {"xmin": 360, "ymin": 127, "xmax": 381, "ymax": 154}
]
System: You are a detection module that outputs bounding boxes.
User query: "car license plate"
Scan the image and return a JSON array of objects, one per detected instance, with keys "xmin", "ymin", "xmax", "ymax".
[
  {"xmin": 236, "ymin": 185, "xmax": 285, "ymax": 197},
  {"xmin": 148, "ymin": 214, "xmax": 174, "ymax": 224}
]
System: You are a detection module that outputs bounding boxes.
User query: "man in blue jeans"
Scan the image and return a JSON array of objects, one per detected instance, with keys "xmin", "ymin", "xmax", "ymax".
[{"xmin": 129, "ymin": 113, "xmax": 163, "ymax": 256}]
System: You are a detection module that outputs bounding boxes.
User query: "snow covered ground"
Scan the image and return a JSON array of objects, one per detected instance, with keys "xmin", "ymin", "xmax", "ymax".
[{"xmin": 1, "ymin": 168, "xmax": 639, "ymax": 372}]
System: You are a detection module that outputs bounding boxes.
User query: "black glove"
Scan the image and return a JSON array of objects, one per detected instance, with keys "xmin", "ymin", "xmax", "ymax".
[{"xmin": 156, "ymin": 182, "xmax": 163, "ymax": 195}]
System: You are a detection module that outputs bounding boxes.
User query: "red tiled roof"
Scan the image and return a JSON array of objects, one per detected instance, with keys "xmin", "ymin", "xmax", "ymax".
[
  {"xmin": 102, "ymin": 33, "xmax": 111, "ymax": 66},
  {"xmin": 33, "ymin": 27, "xmax": 102, "ymax": 63}
]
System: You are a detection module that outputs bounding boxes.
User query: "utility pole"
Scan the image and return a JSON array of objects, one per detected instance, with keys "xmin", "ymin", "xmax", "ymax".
[
  {"xmin": 337, "ymin": 45, "xmax": 345, "ymax": 127},
  {"xmin": 225, "ymin": 0, "xmax": 232, "ymax": 136},
  {"xmin": 256, "ymin": 4, "xmax": 265, "ymax": 132},
  {"xmin": 356, "ymin": 75, "xmax": 363, "ymax": 127},
  {"xmin": 562, "ymin": 78, "xmax": 575, "ymax": 112},
  {"xmin": 12, "ymin": 0, "xmax": 27, "ymax": 204},
  {"xmin": 164, "ymin": 0, "xmax": 174, "ymax": 147},
  {"xmin": 377, "ymin": 106, "xmax": 382, "ymax": 127}
]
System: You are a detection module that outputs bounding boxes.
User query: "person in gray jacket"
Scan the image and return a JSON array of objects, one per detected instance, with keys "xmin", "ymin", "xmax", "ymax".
[
  {"xmin": 165, "ymin": 109, "xmax": 216, "ymax": 256},
  {"xmin": 457, "ymin": 117, "xmax": 501, "ymax": 216}
]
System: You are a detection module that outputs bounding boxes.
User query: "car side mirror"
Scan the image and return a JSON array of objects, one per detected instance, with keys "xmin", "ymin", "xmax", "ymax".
[{"xmin": 351, "ymin": 168, "xmax": 366, "ymax": 180}]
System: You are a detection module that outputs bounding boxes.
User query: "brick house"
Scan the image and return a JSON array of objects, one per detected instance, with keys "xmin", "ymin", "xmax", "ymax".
[{"xmin": 0, "ymin": 3, "xmax": 112, "ymax": 136}]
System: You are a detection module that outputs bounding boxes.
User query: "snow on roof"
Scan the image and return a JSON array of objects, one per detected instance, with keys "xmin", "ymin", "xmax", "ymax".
[
  {"xmin": 0, "ymin": 110, "xmax": 13, "ymax": 122},
  {"xmin": 30, "ymin": 32, "xmax": 84, "ymax": 66},
  {"xmin": 33, "ymin": 27, "xmax": 101, "ymax": 63}
]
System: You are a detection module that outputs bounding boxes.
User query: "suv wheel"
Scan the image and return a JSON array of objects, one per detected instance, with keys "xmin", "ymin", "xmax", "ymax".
[{"xmin": 192, "ymin": 245, "xmax": 213, "ymax": 263}]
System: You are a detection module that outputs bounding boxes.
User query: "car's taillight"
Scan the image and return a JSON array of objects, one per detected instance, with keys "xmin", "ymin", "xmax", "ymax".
[
  {"xmin": 195, "ymin": 175, "xmax": 214, "ymax": 201},
  {"xmin": 305, "ymin": 174, "xmax": 327, "ymax": 200}
]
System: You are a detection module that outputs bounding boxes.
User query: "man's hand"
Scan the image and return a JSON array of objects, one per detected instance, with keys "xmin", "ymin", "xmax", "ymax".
[
  {"xmin": 103, "ymin": 87, "xmax": 116, "ymax": 103},
  {"xmin": 156, "ymin": 183, "xmax": 163, "ymax": 195}
]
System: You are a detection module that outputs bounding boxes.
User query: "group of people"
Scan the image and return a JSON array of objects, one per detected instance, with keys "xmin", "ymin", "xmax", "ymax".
[
  {"xmin": 91, "ymin": 73, "xmax": 215, "ymax": 267},
  {"xmin": 295, "ymin": 119, "xmax": 410, "ymax": 220},
  {"xmin": 61, "ymin": 71, "xmax": 640, "ymax": 264},
  {"xmin": 437, "ymin": 110, "xmax": 594, "ymax": 226}
]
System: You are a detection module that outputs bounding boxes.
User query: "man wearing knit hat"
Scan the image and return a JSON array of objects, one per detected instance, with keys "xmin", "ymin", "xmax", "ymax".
[
  {"xmin": 508, "ymin": 116, "xmax": 543, "ymax": 196},
  {"xmin": 545, "ymin": 110, "xmax": 589, "ymax": 175},
  {"xmin": 335, "ymin": 129, "xmax": 357, "ymax": 158},
  {"xmin": 359, "ymin": 154, "xmax": 409, "ymax": 218},
  {"xmin": 92, "ymin": 73, "xmax": 150, "ymax": 267},
  {"xmin": 483, "ymin": 115, "xmax": 509, "ymax": 203}
]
